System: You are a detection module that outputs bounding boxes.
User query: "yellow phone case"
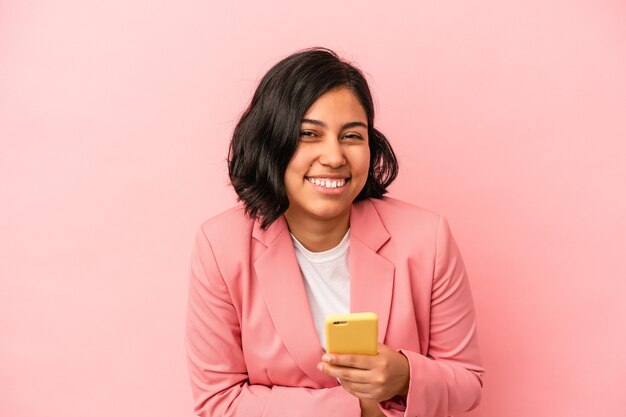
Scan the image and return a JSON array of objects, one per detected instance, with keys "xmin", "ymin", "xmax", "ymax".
[{"xmin": 325, "ymin": 312, "xmax": 378, "ymax": 355}]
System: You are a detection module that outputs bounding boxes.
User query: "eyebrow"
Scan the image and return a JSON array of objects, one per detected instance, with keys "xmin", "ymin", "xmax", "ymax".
[{"xmin": 301, "ymin": 118, "xmax": 368, "ymax": 130}]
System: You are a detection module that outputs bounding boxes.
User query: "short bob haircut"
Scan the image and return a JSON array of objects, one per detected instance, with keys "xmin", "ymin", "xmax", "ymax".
[{"xmin": 228, "ymin": 47, "xmax": 398, "ymax": 229}]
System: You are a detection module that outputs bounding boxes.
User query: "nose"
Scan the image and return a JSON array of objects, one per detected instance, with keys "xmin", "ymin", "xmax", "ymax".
[{"xmin": 318, "ymin": 138, "xmax": 346, "ymax": 168}]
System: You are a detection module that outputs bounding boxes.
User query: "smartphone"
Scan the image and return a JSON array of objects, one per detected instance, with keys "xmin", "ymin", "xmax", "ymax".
[{"xmin": 325, "ymin": 312, "xmax": 378, "ymax": 355}]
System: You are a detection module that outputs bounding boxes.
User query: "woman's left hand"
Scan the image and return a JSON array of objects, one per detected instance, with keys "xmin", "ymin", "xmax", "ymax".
[{"xmin": 317, "ymin": 343, "xmax": 410, "ymax": 402}]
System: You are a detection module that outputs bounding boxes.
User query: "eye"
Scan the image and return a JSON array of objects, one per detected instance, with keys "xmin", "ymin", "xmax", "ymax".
[
  {"xmin": 299, "ymin": 130, "xmax": 318, "ymax": 139},
  {"xmin": 343, "ymin": 133, "xmax": 364, "ymax": 140}
]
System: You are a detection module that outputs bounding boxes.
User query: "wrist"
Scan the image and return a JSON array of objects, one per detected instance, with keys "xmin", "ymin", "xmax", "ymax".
[
  {"xmin": 397, "ymin": 350, "xmax": 410, "ymax": 397},
  {"xmin": 359, "ymin": 399, "xmax": 385, "ymax": 417}
]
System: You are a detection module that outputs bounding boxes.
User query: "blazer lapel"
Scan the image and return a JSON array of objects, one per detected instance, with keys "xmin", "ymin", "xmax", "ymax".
[
  {"xmin": 252, "ymin": 217, "xmax": 331, "ymax": 386},
  {"xmin": 349, "ymin": 200, "xmax": 395, "ymax": 344},
  {"xmin": 252, "ymin": 200, "xmax": 395, "ymax": 384}
]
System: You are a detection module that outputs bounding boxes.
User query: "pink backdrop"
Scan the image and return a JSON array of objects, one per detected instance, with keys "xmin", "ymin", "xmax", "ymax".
[{"xmin": 1, "ymin": 1, "xmax": 625, "ymax": 416}]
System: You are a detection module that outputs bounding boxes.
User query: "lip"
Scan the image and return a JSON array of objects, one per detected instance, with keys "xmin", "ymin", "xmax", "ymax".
[
  {"xmin": 305, "ymin": 175, "xmax": 350, "ymax": 180},
  {"xmin": 305, "ymin": 177, "xmax": 350, "ymax": 195}
]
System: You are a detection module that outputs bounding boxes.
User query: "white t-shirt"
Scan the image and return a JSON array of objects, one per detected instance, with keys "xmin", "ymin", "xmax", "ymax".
[{"xmin": 291, "ymin": 230, "xmax": 350, "ymax": 350}]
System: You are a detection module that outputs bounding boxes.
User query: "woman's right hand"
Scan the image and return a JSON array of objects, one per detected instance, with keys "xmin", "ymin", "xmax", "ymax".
[{"xmin": 359, "ymin": 399, "xmax": 385, "ymax": 417}]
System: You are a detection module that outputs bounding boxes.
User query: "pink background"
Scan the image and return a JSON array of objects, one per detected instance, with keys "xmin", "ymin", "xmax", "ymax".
[{"xmin": 1, "ymin": 1, "xmax": 625, "ymax": 416}]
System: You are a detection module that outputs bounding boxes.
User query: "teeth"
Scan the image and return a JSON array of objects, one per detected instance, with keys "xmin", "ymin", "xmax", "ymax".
[{"xmin": 307, "ymin": 178, "xmax": 346, "ymax": 189}]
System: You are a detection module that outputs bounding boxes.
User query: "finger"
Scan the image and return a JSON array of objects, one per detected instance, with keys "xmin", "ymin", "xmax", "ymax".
[
  {"xmin": 318, "ymin": 363, "xmax": 371, "ymax": 383},
  {"xmin": 337, "ymin": 381, "xmax": 376, "ymax": 401},
  {"xmin": 342, "ymin": 380, "xmax": 393, "ymax": 403},
  {"xmin": 339, "ymin": 380, "xmax": 372, "ymax": 394},
  {"xmin": 338, "ymin": 381, "xmax": 378, "ymax": 400},
  {"xmin": 322, "ymin": 353, "xmax": 375, "ymax": 370}
]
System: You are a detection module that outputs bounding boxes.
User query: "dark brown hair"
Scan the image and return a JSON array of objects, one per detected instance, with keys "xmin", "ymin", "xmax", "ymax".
[{"xmin": 228, "ymin": 47, "xmax": 398, "ymax": 228}]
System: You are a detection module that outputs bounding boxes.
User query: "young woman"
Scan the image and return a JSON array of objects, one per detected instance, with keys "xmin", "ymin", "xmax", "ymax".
[{"xmin": 185, "ymin": 47, "xmax": 484, "ymax": 417}]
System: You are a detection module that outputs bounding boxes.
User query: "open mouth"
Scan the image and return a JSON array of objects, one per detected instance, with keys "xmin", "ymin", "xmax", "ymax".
[{"xmin": 305, "ymin": 177, "xmax": 350, "ymax": 189}]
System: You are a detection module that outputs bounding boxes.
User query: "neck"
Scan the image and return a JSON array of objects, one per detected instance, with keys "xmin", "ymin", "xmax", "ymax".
[{"xmin": 284, "ymin": 211, "xmax": 350, "ymax": 252}]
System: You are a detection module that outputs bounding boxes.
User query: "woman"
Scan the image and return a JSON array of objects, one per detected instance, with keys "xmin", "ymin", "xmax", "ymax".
[{"xmin": 185, "ymin": 47, "xmax": 484, "ymax": 417}]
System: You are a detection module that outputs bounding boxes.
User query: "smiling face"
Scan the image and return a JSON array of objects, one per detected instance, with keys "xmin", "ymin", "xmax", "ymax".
[{"xmin": 283, "ymin": 87, "xmax": 371, "ymax": 229}]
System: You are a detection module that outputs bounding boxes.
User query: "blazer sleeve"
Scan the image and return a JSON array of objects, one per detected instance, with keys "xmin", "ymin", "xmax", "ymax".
[
  {"xmin": 380, "ymin": 216, "xmax": 484, "ymax": 417},
  {"xmin": 185, "ymin": 227, "xmax": 361, "ymax": 417}
]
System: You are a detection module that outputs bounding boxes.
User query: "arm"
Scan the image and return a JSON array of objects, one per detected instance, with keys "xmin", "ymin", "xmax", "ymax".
[
  {"xmin": 185, "ymin": 227, "xmax": 361, "ymax": 417},
  {"xmin": 318, "ymin": 216, "xmax": 484, "ymax": 417},
  {"xmin": 400, "ymin": 215, "xmax": 484, "ymax": 417}
]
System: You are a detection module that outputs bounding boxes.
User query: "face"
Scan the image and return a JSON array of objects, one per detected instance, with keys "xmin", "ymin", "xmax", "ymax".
[{"xmin": 283, "ymin": 87, "xmax": 371, "ymax": 225}]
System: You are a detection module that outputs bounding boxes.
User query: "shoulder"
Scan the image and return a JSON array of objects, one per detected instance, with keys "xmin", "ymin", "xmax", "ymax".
[
  {"xmin": 196, "ymin": 203, "xmax": 255, "ymax": 246},
  {"xmin": 191, "ymin": 204, "xmax": 257, "ymax": 283},
  {"xmin": 368, "ymin": 196, "xmax": 440, "ymax": 226},
  {"xmin": 362, "ymin": 197, "xmax": 445, "ymax": 247}
]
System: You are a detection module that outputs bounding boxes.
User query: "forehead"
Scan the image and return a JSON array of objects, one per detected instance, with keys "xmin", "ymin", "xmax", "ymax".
[{"xmin": 302, "ymin": 87, "xmax": 367, "ymax": 122}]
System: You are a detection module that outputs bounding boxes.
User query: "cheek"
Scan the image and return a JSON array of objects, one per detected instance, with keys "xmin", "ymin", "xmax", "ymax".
[
  {"xmin": 286, "ymin": 148, "xmax": 312, "ymax": 173},
  {"xmin": 354, "ymin": 149, "xmax": 371, "ymax": 175},
  {"xmin": 284, "ymin": 156, "xmax": 309, "ymax": 188}
]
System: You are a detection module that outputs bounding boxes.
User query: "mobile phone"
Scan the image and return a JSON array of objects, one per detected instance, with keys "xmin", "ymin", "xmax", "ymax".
[{"xmin": 325, "ymin": 312, "xmax": 378, "ymax": 355}]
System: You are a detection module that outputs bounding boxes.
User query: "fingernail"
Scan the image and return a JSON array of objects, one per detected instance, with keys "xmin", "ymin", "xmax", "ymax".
[
  {"xmin": 317, "ymin": 363, "xmax": 323, "ymax": 371},
  {"xmin": 322, "ymin": 355, "xmax": 331, "ymax": 363}
]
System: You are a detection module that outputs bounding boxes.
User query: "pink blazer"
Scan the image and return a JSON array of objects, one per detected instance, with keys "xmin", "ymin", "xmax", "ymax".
[{"xmin": 186, "ymin": 197, "xmax": 484, "ymax": 417}]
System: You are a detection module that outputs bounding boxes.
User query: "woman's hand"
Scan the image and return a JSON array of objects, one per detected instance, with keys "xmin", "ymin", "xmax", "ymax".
[{"xmin": 318, "ymin": 343, "xmax": 410, "ymax": 402}]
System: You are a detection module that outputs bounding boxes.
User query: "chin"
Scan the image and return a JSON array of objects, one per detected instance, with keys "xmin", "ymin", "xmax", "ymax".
[{"xmin": 308, "ymin": 205, "xmax": 351, "ymax": 221}]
